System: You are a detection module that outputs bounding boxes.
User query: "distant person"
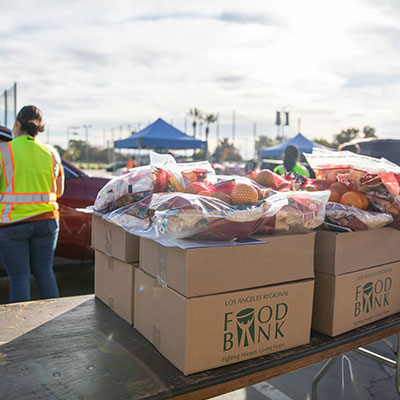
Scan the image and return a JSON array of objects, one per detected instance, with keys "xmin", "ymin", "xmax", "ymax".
[
  {"xmin": 0, "ymin": 126, "xmax": 13, "ymax": 142},
  {"xmin": 274, "ymin": 144, "xmax": 310, "ymax": 177},
  {"xmin": 0, "ymin": 105, "xmax": 64, "ymax": 303},
  {"xmin": 126, "ymin": 156, "xmax": 138, "ymax": 169}
]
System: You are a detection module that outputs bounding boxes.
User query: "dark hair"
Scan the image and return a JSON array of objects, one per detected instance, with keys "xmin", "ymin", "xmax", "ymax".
[
  {"xmin": 16, "ymin": 105, "xmax": 45, "ymax": 137},
  {"xmin": 283, "ymin": 144, "xmax": 299, "ymax": 172}
]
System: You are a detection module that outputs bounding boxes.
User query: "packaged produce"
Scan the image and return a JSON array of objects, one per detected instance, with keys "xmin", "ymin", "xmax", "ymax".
[
  {"xmin": 254, "ymin": 169, "xmax": 291, "ymax": 190},
  {"xmin": 151, "ymin": 152, "xmax": 214, "ymax": 193},
  {"xmin": 325, "ymin": 202, "xmax": 393, "ymax": 231},
  {"xmin": 94, "ymin": 166, "xmax": 153, "ymax": 212},
  {"xmin": 93, "ymin": 152, "xmax": 214, "ymax": 212},
  {"xmin": 305, "ymin": 149, "xmax": 400, "ymax": 220},
  {"xmin": 104, "ymin": 190, "xmax": 329, "ymax": 241},
  {"xmin": 260, "ymin": 190, "xmax": 330, "ymax": 234}
]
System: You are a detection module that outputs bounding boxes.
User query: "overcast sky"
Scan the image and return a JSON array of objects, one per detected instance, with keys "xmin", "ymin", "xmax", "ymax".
[{"xmin": 1, "ymin": 0, "xmax": 400, "ymax": 158}]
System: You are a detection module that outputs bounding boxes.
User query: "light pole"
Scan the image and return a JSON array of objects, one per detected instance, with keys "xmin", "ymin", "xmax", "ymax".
[
  {"xmin": 275, "ymin": 106, "xmax": 289, "ymax": 141},
  {"xmin": 67, "ymin": 125, "xmax": 80, "ymax": 148},
  {"xmin": 83, "ymin": 124, "xmax": 92, "ymax": 164}
]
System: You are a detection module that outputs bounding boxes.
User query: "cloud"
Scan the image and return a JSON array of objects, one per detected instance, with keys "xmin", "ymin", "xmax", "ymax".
[
  {"xmin": 215, "ymin": 75, "xmax": 246, "ymax": 90},
  {"xmin": 1, "ymin": 0, "xmax": 400, "ymax": 159},
  {"xmin": 218, "ymin": 11, "xmax": 280, "ymax": 26},
  {"xmin": 343, "ymin": 73, "xmax": 400, "ymax": 88}
]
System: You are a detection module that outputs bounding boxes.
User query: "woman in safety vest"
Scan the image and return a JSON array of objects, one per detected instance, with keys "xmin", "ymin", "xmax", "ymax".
[
  {"xmin": 0, "ymin": 105, "xmax": 65, "ymax": 303},
  {"xmin": 273, "ymin": 144, "xmax": 310, "ymax": 177}
]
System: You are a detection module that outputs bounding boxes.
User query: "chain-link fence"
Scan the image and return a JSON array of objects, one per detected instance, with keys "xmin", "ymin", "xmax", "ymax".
[{"xmin": 0, "ymin": 83, "xmax": 17, "ymax": 129}]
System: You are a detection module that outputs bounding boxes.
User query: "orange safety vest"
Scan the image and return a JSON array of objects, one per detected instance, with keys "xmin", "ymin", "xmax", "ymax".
[{"xmin": 0, "ymin": 136, "xmax": 60, "ymax": 223}]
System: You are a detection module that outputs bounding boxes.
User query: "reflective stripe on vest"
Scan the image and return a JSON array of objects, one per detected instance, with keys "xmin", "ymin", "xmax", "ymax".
[
  {"xmin": 0, "ymin": 139, "xmax": 58, "ymax": 223},
  {"xmin": 0, "ymin": 192, "xmax": 57, "ymax": 203},
  {"xmin": 0, "ymin": 143, "xmax": 14, "ymax": 193}
]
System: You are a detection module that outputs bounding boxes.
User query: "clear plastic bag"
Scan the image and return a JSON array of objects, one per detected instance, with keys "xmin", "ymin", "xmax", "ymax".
[
  {"xmin": 153, "ymin": 193, "xmax": 287, "ymax": 240},
  {"xmin": 93, "ymin": 166, "xmax": 153, "ymax": 212},
  {"xmin": 104, "ymin": 190, "xmax": 330, "ymax": 241},
  {"xmin": 93, "ymin": 152, "xmax": 215, "ymax": 212},
  {"xmin": 259, "ymin": 190, "xmax": 331, "ymax": 234},
  {"xmin": 325, "ymin": 202, "xmax": 393, "ymax": 231},
  {"xmin": 305, "ymin": 149, "xmax": 400, "ymax": 220},
  {"xmin": 150, "ymin": 152, "xmax": 214, "ymax": 193}
]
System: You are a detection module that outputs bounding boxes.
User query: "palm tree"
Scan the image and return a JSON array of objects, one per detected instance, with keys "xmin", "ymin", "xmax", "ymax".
[
  {"xmin": 204, "ymin": 113, "xmax": 218, "ymax": 160},
  {"xmin": 188, "ymin": 108, "xmax": 203, "ymax": 139}
]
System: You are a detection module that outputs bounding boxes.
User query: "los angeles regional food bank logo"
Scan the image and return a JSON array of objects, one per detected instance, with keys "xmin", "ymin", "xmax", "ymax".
[
  {"xmin": 354, "ymin": 278, "xmax": 391, "ymax": 317},
  {"xmin": 223, "ymin": 304, "xmax": 288, "ymax": 351}
]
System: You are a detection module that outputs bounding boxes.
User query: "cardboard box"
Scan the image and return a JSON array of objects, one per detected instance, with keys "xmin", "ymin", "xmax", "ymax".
[
  {"xmin": 313, "ymin": 262, "xmax": 400, "ymax": 336},
  {"xmin": 94, "ymin": 250, "xmax": 137, "ymax": 324},
  {"xmin": 140, "ymin": 232, "xmax": 315, "ymax": 297},
  {"xmin": 135, "ymin": 268, "xmax": 314, "ymax": 375},
  {"xmin": 314, "ymin": 228, "xmax": 400, "ymax": 275},
  {"xmin": 91, "ymin": 214, "xmax": 139, "ymax": 263}
]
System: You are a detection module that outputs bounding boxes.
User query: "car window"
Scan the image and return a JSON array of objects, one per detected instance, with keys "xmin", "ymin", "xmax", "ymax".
[{"xmin": 63, "ymin": 164, "xmax": 80, "ymax": 179}]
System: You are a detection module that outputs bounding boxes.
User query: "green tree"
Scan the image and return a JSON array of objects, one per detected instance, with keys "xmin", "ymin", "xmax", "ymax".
[
  {"xmin": 363, "ymin": 126, "xmax": 376, "ymax": 138},
  {"xmin": 63, "ymin": 139, "xmax": 85, "ymax": 161},
  {"xmin": 255, "ymin": 136, "xmax": 276, "ymax": 159},
  {"xmin": 334, "ymin": 128, "xmax": 360, "ymax": 145},
  {"xmin": 212, "ymin": 138, "xmax": 242, "ymax": 162},
  {"xmin": 204, "ymin": 113, "xmax": 218, "ymax": 160},
  {"xmin": 188, "ymin": 108, "xmax": 203, "ymax": 139},
  {"xmin": 314, "ymin": 138, "xmax": 337, "ymax": 149},
  {"xmin": 192, "ymin": 150, "xmax": 205, "ymax": 160}
]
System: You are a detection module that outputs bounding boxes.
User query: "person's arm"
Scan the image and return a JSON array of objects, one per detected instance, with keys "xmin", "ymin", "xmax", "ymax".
[
  {"xmin": 56, "ymin": 164, "xmax": 65, "ymax": 197},
  {"xmin": 47, "ymin": 144, "xmax": 65, "ymax": 197}
]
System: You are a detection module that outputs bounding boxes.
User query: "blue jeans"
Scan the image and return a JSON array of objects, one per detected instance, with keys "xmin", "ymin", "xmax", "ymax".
[{"xmin": 0, "ymin": 219, "xmax": 60, "ymax": 303}]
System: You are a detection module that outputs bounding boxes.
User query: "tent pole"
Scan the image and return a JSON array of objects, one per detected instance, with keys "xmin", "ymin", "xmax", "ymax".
[{"xmin": 138, "ymin": 138, "xmax": 142, "ymax": 166}]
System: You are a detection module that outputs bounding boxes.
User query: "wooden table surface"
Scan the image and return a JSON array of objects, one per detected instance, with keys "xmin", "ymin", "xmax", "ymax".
[{"xmin": 1, "ymin": 295, "xmax": 399, "ymax": 400}]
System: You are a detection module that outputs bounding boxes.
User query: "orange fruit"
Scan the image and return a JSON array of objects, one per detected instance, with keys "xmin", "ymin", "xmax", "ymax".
[
  {"xmin": 252, "ymin": 184, "xmax": 264, "ymax": 200},
  {"xmin": 359, "ymin": 192, "xmax": 369, "ymax": 210},
  {"xmin": 231, "ymin": 183, "xmax": 259, "ymax": 205},
  {"xmin": 256, "ymin": 169, "xmax": 276, "ymax": 187},
  {"xmin": 211, "ymin": 192, "xmax": 232, "ymax": 204},
  {"xmin": 312, "ymin": 180, "xmax": 332, "ymax": 190},
  {"xmin": 262, "ymin": 189, "xmax": 271, "ymax": 198},
  {"xmin": 304, "ymin": 186, "xmax": 318, "ymax": 192},
  {"xmin": 329, "ymin": 190, "xmax": 341, "ymax": 203},
  {"xmin": 340, "ymin": 191, "xmax": 363, "ymax": 209},
  {"xmin": 330, "ymin": 182, "xmax": 349, "ymax": 196}
]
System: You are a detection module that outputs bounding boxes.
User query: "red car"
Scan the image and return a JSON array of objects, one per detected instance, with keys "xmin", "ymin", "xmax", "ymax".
[{"xmin": 57, "ymin": 159, "xmax": 109, "ymax": 263}]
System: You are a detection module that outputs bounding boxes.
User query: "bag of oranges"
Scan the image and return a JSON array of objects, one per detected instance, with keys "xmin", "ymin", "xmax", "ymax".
[
  {"xmin": 305, "ymin": 149, "xmax": 400, "ymax": 220},
  {"xmin": 150, "ymin": 152, "xmax": 214, "ymax": 193}
]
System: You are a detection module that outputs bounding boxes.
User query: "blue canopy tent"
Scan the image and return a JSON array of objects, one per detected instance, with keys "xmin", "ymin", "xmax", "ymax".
[
  {"xmin": 114, "ymin": 118, "xmax": 206, "ymax": 150},
  {"xmin": 260, "ymin": 133, "xmax": 328, "ymax": 158}
]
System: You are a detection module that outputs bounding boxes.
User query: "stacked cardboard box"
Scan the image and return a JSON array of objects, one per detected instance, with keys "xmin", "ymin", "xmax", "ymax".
[
  {"xmin": 135, "ymin": 233, "xmax": 316, "ymax": 375},
  {"xmin": 92, "ymin": 214, "xmax": 139, "ymax": 324},
  {"xmin": 313, "ymin": 227, "xmax": 400, "ymax": 336},
  {"xmin": 91, "ymin": 213, "xmax": 317, "ymax": 375}
]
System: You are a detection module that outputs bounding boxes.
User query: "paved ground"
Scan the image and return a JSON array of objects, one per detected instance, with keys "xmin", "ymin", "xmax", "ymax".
[{"xmin": 0, "ymin": 266, "xmax": 399, "ymax": 399}]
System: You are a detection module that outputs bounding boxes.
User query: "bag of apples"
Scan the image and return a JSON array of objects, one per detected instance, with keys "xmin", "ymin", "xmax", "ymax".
[{"xmin": 305, "ymin": 149, "xmax": 400, "ymax": 221}]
